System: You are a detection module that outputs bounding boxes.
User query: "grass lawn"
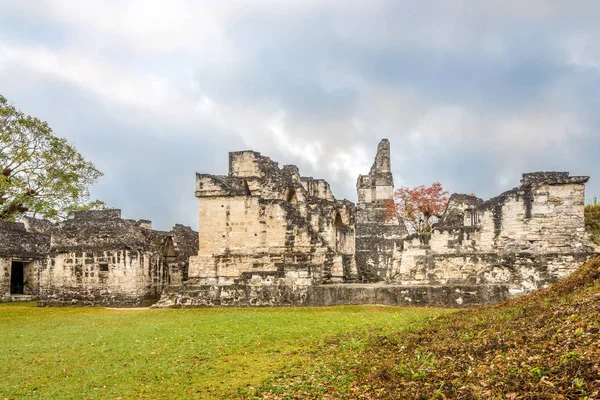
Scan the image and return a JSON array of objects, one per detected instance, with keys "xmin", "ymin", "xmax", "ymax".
[{"xmin": 0, "ymin": 303, "xmax": 451, "ymax": 399}]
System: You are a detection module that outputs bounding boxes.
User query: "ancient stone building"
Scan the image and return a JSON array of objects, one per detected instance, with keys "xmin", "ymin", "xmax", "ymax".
[
  {"xmin": 187, "ymin": 150, "xmax": 356, "ymax": 285},
  {"xmin": 1, "ymin": 139, "xmax": 596, "ymax": 308},
  {"xmin": 356, "ymin": 139, "xmax": 407, "ymax": 281},
  {"xmin": 0, "ymin": 210, "xmax": 197, "ymax": 306},
  {"xmin": 168, "ymin": 224, "xmax": 200, "ymax": 285},
  {"xmin": 38, "ymin": 210, "xmax": 173, "ymax": 306},
  {"xmin": 155, "ymin": 151, "xmax": 357, "ymax": 306},
  {"xmin": 39, "ymin": 210, "xmax": 199, "ymax": 306},
  {"xmin": 396, "ymin": 172, "xmax": 593, "ymax": 297},
  {"xmin": 158, "ymin": 141, "xmax": 595, "ymax": 308},
  {"xmin": 0, "ymin": 221, "xmax": 50, "ymax": 301}
]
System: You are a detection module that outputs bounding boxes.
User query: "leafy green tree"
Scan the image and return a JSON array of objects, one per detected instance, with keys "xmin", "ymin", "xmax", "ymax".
[{"xmin": 0, "ymin": 94, "xmax": 105, "ymax": 221}]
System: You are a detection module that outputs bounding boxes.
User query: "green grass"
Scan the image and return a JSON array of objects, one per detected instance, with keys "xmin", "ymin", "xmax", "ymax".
[{"xmin": 0, "ymin": 303, "xmax": 450, "ymax": 399}]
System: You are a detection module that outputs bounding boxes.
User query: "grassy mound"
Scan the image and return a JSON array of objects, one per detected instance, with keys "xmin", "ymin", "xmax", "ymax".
[{"xmin": 244, "ymin": 257, "xmax": 600, "ymax": 399}]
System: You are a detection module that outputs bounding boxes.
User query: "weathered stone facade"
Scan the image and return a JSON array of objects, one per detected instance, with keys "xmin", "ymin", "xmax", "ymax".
[
  {"xmin": 188, "ymin": 150, "xmax": 357, "ymax": 285},
  {"xmin": 39, "ymin": 210, "xmax": 170, "ymax": 306},
  {"xmin": 156, "ymin": 282, "xmax": 508, "ymax": 308},
  {"xmin": 356, "ymin": 139, "xmax": 407, "ymax": 281},
  {"xmin": 1, "ymin": 139, "xmax": 596, "ymax": 308},
  {"xmin": 395, "ymin": 172, "xmax": 593, "ymax": 297},
  {"xmin": 155, "ymin": 141, "xmax": 596, "ymax": 308},
  {"xmin": 0, "ymin": 220, "xmax": 49, "ymax": 301},
  {"xmin": 155, "ymin": 151, "xmax": 362, "ymax": 308},
  {"xmin": 0, "ymin": 210, "xmax": 197, "ymax": 306}
]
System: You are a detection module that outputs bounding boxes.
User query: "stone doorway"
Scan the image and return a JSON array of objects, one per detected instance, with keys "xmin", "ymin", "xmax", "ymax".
[
  {"xmin": 10, "ymin": 261, "xmax": 24, "ymax": 295},
  {"xmin": 334, "ymin": 212, "xmax": 343, "ymax": 228}
]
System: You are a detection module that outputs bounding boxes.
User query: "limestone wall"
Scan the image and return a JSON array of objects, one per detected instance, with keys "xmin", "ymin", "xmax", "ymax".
[
  {"xmin": 155, "ymin": 280, "xmax": 509, "ymax": 308},
  {"xmin": 34, "ymin": 210, "xmax": 195, "ymax": 306},
  {"xmin": 394, "ymin": 172, "xmax": 593, "ymax": 296},
  {"xmin": 356, "ymin": 139, "xmax": 407, "ymax": 281},
  {"xmin": 190, "ymin": 195, "xmax": 347, "ymax": 283},
  {"xmin": 39, "ymin": 250, "xmax": 166, "ymax": 306},
  {"xmin": 0, "ymin": 258, "xmax": 9, "ymax": 298},
  {"xmin": 301, "ymin": 177, "xmax": 334, "ymax": 201},
  {"xmin": 0, "ymin": 220, "xmax": 49, "ymax": 301},
  {"xmin": 484, "ymin": 180, "xmax": 587, "ymax": 253},
  {"xmin": 0, "ymin": 258, "xmax": 43, "ymax": 301},
  {"xmin": 192, "ymin": 150, "xmax": 357, "ymax": 286}
]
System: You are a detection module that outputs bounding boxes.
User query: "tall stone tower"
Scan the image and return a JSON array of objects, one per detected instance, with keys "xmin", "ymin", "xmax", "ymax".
[{"xmin": 355, "ymin": 139, "xmax": 407, "ymax": 281}]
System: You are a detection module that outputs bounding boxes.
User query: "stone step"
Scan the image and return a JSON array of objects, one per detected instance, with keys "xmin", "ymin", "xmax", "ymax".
[{"xmin": 6, "ymin": 295, "xmax": 37, "ymax": 302}]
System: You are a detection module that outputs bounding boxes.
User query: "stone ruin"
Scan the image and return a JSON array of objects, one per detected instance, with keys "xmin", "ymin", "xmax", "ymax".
[
  {"xmin": 356, "ymin": 139, "xmax": 406, "ymax": 281},
  {"xmin": 0, "ymin": 139, "xmax": 597, "ymax": 307},
  {"xmin": 0, "ymin": 210, "xmax": 197, "ymax": 306},
  {"xmin": 189, "ymin": 150, "xmax": 356, "ymax": 284}
]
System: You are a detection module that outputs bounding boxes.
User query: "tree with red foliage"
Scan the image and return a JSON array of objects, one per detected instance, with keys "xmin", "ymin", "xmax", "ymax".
[{"xmin": 384, "ymin": 182, "xmax": 449, "ymax": 234}]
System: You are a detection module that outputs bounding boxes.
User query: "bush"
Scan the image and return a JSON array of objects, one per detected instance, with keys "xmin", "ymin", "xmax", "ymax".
[{"xmin": 585, "ymin": 203, "xmax": 600, "ymax": 245}]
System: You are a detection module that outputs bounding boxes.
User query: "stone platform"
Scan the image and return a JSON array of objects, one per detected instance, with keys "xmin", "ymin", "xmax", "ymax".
[{"xmin": 152, "ymin": 282, "xmax": 509, "ymax": 308}]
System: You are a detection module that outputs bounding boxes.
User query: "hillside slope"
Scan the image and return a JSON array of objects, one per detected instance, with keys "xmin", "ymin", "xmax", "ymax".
[{"xmin": 245, "ymin": 257, "xmax": 600, "ymax": 399}]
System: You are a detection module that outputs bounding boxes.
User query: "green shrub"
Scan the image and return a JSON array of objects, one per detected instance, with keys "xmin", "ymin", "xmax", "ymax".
[{"xmin": 585, "ymin": 203, "xmax": 600, "ymax": 245}]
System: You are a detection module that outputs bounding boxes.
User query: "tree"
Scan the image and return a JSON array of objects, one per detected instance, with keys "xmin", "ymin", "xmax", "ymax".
[
  {"xmin": 384, "ymin": 182, "xmax": 449, "ymax": 234},
  {"xmin": 0, "ymin": 94, "xmax": 105, "ymax": 221}
]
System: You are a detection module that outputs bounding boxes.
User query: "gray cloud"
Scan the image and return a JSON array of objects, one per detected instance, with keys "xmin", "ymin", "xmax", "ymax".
[{"xmin": 0, "ymin": 0, "xmax": 599, "ymax": 230}]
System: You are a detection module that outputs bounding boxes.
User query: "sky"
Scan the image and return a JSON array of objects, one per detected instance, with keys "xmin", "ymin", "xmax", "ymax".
[{"xmin": 1, "ymin": 0, "xmax": 599, "ymax": 231}]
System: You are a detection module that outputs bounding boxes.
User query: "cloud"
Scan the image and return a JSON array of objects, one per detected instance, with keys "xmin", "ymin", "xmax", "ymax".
[
  {"xmin": 0, "ymin": 43, "xmax": 210, "ymax": 129},
  {"xmin": 0, "ymin": 0, "xmax": 599, "ymax": 228}
]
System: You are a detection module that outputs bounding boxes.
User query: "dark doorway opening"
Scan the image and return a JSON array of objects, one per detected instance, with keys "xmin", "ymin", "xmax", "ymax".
[
  {"xmin": 334, "ymin": 212, "xmax": 343, "ymax": 227},
  {"xmin": 10, "ymin": 261, "xmax": 24, "ymax": 295},
  {"xmin": 243, "ymin": 180, "xmax": 251, "ymax": 196},
  {"xmin": 285, "ymin": 187, "xmax": 297, "ymax": 203}
]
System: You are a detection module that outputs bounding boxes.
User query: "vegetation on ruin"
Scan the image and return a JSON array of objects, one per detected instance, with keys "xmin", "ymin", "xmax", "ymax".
[
  {"xmin": 0, "ymin": 304, "xmax": 449, "ymax": 399},
  {"xmin": 0, "ymin": 94, "xmax": 105, "ymax": 221},
  {"xmin": 243, "ymin": 257, "xmax": 600, "ymax": 399},
  {"xmin": 384, "ymin": 182, "xmax": 449, "ymax": 233},
  {"xmin": 586, "ymin": 201, "xmax": 600, "ymax": 245}
]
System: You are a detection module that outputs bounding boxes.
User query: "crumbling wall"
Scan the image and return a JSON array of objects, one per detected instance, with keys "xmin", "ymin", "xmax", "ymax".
[
  {"xmin": 2, "ymin": 139, "xmax": 593, "ymax": 308},
  {"xmin": 355, "ymin": 139, "xmax": 407, "ymax": 281},
  {"xmin": 395, "ymin": 172, "xmax": 593, "ymax": 297},
  {"xmin": 477, "ymin": 173, "xmax": 589, "ymax": 253},
  {"xmin": 0, "ymin": 221, "xmax": 49, "ymax": 301},
  {"xmin": 0, "ymin": 257, "xmax": 9, "ymax": 298},
  {"xmin": 21, "ymin": 216, "xmax": 56, "ymax": 235},
  {"xmin": 188, "ymin": 149, "xmax": 357, "ymax": 291},
  {"xmin": 301, "ymin": 177, "xmax": 335, "ymax": 201},
  {"xmin": 188, "ymin": 195, "xmax": 328, "ymax": 282},
  {"xmin": 39, "ymin": 250, "xmax": 165, "ymax": 306},
  {"xmin": 442, "ymin": 194, "xmax": 483, "ymax": 227},
  {"xmin": 155, "ymin": 281, "xmax": 509, "ymax": 308},
  {"xmin": 38, "ymin": 210, "xmax": 175, "ymax": 306},
  {"xmin": 167, "ymin": 224, "xmax": 199, "ymax": 285}
]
